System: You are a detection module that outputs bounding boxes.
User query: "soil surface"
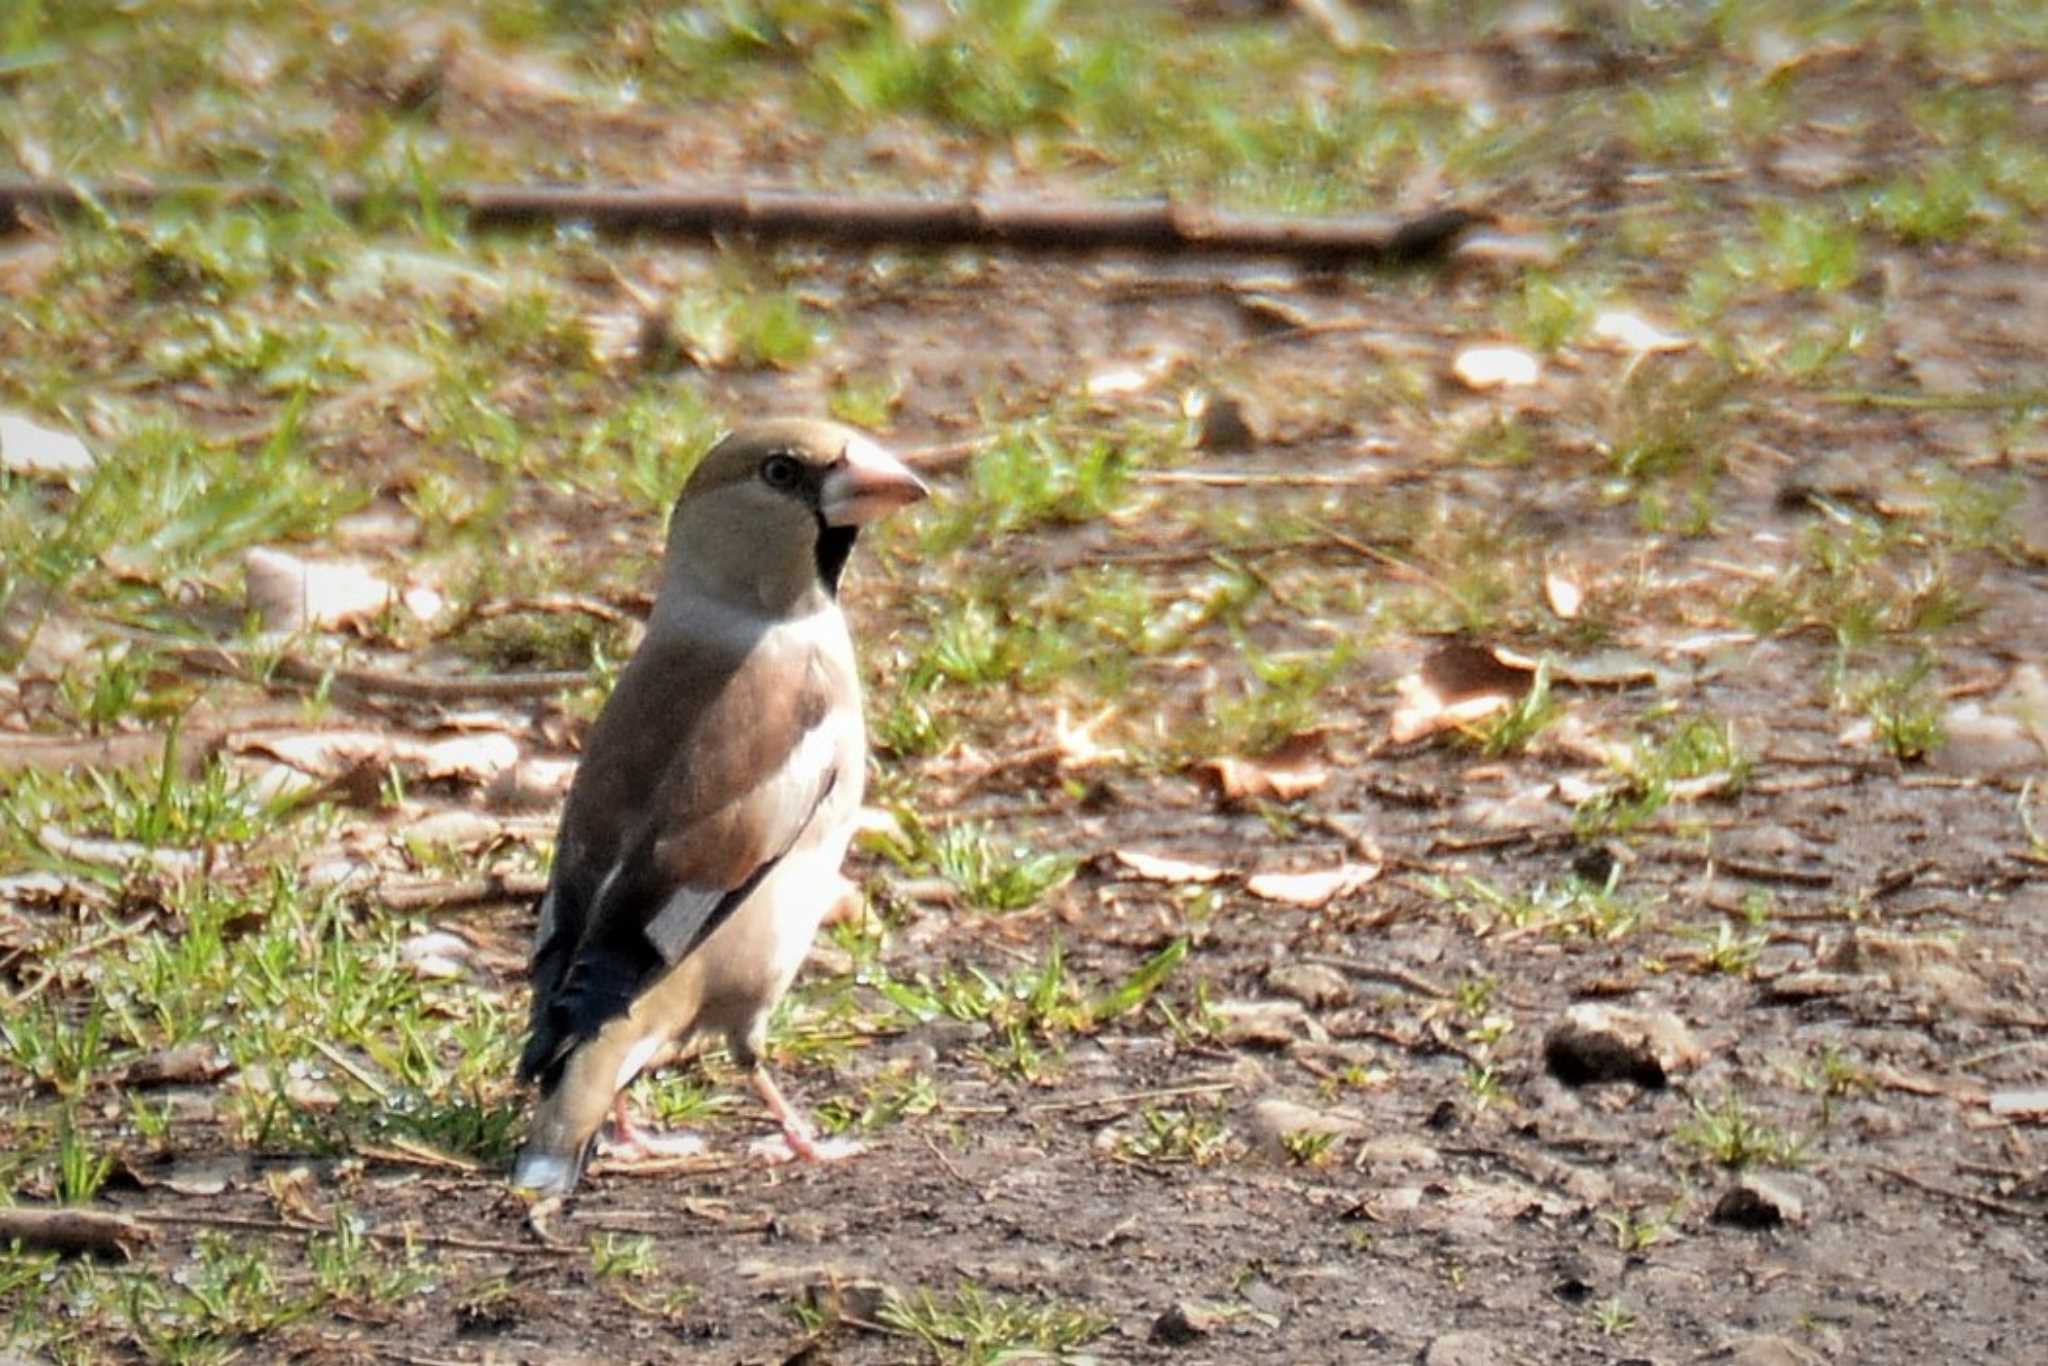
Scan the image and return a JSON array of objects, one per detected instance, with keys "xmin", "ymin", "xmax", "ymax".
[{"xmin": 7, "ymin": 16, "xmax": 2048, "ymax": 1366}]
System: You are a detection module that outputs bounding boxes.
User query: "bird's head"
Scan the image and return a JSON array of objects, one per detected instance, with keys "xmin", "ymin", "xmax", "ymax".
[{"xmin": 661, "ymin": 419, "xmax": 928, "ymax": 615}]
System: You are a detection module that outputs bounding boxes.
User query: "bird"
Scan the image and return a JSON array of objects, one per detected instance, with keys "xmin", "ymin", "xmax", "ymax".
[{"xmin": 511, "ymin": 418, "xmax": 928, "ymax": 1195}]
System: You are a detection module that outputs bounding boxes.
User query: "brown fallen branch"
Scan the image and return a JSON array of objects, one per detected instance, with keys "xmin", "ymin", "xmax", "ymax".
[
  {"xmin": 0, "ymin": 714, "xmax": 378, "ymax": 782},
  {"xmin": 1865, "ymin": 1164, "xmax": 2039, "ymax": 1221},
  {"xmin": 471, "ymin": 594, "xmax": 636, "ymax": 626},
  {"xmin": 1027, "ymin": 1080, "xmax": 1241, "ymax": 1113},
  {"xmin": 1134, "ymin": 467, "xmax": 1398, "ymax": 489},
  {"xmin": 0, "ymin": 731, "xmax": 206, "ymax": 779},
  {"xmin": 1660, "ymin": 848, "xmax": 1838, "ymax": 889},
  {"xmin": 0, "ymin": 177, "xmax": 1493, "ymax": 266},
  {"xmin": 901, "ymin": 436, "xmax": 996, "ymax": 474},
  {"xmin": 0, "ymin": 1206, "xmax": 155, "ymax": 1259},
  {"xmin": 170, "ymin": 642, "xmax": 587, "ymax": 702},
  {"xmin": 135, "ymin": 1209, "xmax": 577, "ymax": 1258},
  {"xmin": 1297, "ymin": 954, "xmax": 1452, "ymax": 1001},
  {"xmin": 372, "ymin": 871, "xmax": 551, "ymax": 913},
  {"xmin": 355, "ymin": 1140, "xmax": 485, "ymax": 1174}
]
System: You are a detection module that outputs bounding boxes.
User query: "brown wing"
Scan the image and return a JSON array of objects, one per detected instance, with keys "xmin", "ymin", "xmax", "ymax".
[{"xmin": 519, "ymin": 631, "xmax": 840, "ymax": 1086}]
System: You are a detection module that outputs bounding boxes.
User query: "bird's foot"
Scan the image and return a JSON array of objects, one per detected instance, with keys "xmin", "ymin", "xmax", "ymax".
[
  {"xmin": 749, "ymin": 1064, "xmax": 865, "ymax": 1165},
  {"xmin": 749, "ymin": 1131, "xmax": 867, "ymax": 1165},
  {"xmin": 597, "ymin": 1128, "xmax": 709, "ymax": 1163},
  {"xmin": 594, "ymin": 1092, "xmax": 707, "ymax": 1164}
]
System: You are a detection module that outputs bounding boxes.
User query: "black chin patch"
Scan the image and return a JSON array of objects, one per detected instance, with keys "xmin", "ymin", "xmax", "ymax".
[{"xmin": 815, "ymin": 520, "xmax": 858, "ymax": 594}]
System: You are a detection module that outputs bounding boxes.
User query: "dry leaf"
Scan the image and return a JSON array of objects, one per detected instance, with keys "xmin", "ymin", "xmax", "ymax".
[
  {"xmin": 265, "ymin": 1168, "xmax": 328, "ymax": 1226},
  {"xmin": 236, "ymin": 1064, "xmax": 339, "ymax": 1111},
  {"xmin": 333, "ymin": 247, "xmax": 504, "ymax": 304},
  {"xmin": 401, "ymin": 584, "xmax": 448, "ymax": 621},
  {"xmin": 1244, "ymin": 862, "xmax": 1380, "ymax": 907},
  {"xmin": 486, "ymin": 756, "xmax": 578, "ymax": 810},
  {"xmin": 0, "ymin": 240, "xmax": 62, "ymax": 299},
  {"xmin": 229, "ymin": 759, "xmax": 324, "ymax": 806},
  {"xmin": 1989, "ymin": 1088, "xmax": 2048, "ymax": 1118},
  {"xmin": 418, "ymin": 733, "xmax": 521, "ymax": 782},
  {"xmin": 1451, "ymin": 345, "xmax": 1540, "ymax": 390},
  {"xmin": 1589, "ymin": 310, "xmax": 1691, "ymax": 355},
  {"xmin": 1553, "ymin": 773, "xmax": 1609, "ymax": 804},
  {"xmin": 1389, "ymin": 687, "xmax": 1510, "ymax": 744},
  {"xmin": 1086, "ymin": 366, "xmax": 1153, "ymax": 397},
  {"xmin": 1114, "ymin": 849, "xmax": 1227, "ymax": 884},
  {"xmin": 1664, "ymin": 629, "xmax": 1760, "ymax": 655},
  {"xmin": 1053, "ymin": 705, "xmax": 1127, "ymax": 770},
  {"xmin": 302, "ymin": 857, "xmax": 381, "ymax": 892},
  {"xmin": 1543, "ymin": 711, "xmax": 1631, "ymax": 768},
  {"xmin": 1195, "ymin": 732, "xmax": 1330, "ymax": 801},
  {"xmin": 403, "ymin": 809, "xmax": 502, "ymax": 848},
  {"xmin": 1932, "ymin": 663, "xmax": 2048, "ymax": 775},
  {"xmin": 39, "ymin": 825, "xmax": 203, "ymax": 876},
  {"xmin": 244, "ymin": 548, "xmax": 401, "ymax": 632},
  {"xmin": 399, "ymin": 930, "xmax": 475, "ymax": 980},
  {"xmin": 216, "ymin": 27, "xmax": 283, "ymax": 89},
  {"xmin": 237, "ymin": 730, "xmax": 402, "ymax": 777},
  {"xmin": 1422, "ymin": 642, "xmax": 1534, "ymax": 694},
  {"xmin": 1, "ymin": 585, "xmax": 97, "ymax": 676},
  {"xmin": 0, "ymin": 412, "xmax": 95, "ymax": 481},
  {"xmin": 1192, "ymin": 390, "xmax": 1263, "ymax": 451},
  {"xmin": 1085, "ymin": 348, "xmax": 1180, "ymax": 399},
  {"xmin": 1543, "ymin": 568, "xmax": 1583, "ymax": 618},
  {"xmin": 1290, "ymin": 0, "xmax": 1366, "ymax": 52},
  {"xmin": 235, "ymin": 730, "xmax": 520, "ymax": 785},
  {"xmin": 1388, "ymin": 643, "xmax": 1536, "ymax": 743},
  {"xmin": 448, "ymin": 41, "xmax": 591, "ymax": 108},
  {"xmin": 117, "ymin": 1044, "xmax": 230, "ymax": 1088},
  {"xmin": 0, "ymin": 870, "xmax": 85, "ymax": 909}
]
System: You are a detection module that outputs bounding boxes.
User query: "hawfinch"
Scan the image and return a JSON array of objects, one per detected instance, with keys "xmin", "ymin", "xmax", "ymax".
[{"xmin": 511, "ymin": 419, "xmax": 927, "ymax": 1195}]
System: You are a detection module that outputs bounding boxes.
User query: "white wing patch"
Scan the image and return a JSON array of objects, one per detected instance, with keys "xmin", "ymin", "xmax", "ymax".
[
  {"xmin": 638, "ymin": 699, "xmax": 852, "ymax": 964},
  {"xmin": 613, "ymin": 1032, "xmax": 667, "ymax": 1092}
]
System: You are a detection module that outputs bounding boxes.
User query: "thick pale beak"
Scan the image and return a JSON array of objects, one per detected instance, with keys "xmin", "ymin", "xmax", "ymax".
[{"xmin": 819, "ymin": 434, "xmax": 928, "ymax": 527}]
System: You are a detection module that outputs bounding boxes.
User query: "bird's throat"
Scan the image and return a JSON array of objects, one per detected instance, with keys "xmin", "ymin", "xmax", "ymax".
[{"xmin": 814, "ymin": 521, "xmax": 857, "ymax": 595}]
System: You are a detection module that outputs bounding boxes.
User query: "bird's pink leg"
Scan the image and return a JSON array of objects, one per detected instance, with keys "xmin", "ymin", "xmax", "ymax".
[
  {"xmin": 595, "ymin": 1090, "xmax": 705, "ymax": 1163},
  {"xmin": 750, "ymin": 1067, "xmax": 865, "ymax": 1164}
]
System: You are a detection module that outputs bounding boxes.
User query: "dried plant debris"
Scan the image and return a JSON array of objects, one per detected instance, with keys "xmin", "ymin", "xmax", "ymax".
[{"xmin": 2, "ymin": 4, "xmax": 2047, "ymax": 1363}]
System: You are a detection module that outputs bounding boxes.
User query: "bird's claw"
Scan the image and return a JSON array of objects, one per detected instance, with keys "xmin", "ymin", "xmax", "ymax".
[{"xmin": 749, "ymin": 1132, "xmax": 867, "ymax": 1165}]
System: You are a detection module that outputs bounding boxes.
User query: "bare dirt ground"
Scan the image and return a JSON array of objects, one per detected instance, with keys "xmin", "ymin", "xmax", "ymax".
[{"xmin": 5, "ymin": 10, "xmax": 2048, "ymax": 1366}]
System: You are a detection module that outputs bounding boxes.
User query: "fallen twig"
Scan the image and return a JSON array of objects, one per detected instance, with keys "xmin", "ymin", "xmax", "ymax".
[
  {"xmin": 471, "ymin": 595, "xmax": 637, "ymax": 626},
  {"xmin": 373, "ymin": 871, "xmax": 551, "ymax": 913},
  {"xmin": 919, "ymin": 1133, "xmax": 988, "ymax": 1202},
  {"xmin": 901, "ymin": 436, "xmax": 996, "ymax": 474},
  {"xmin": 355, "ymin": 1140, "xmax": 484, "ymax": 1174},
  {"xmin": 0, "ymin": 731, "xmax": 205, "ymax": 778},
  {"xmin": 1866, "ymin": 1163, "xmax": 2040, "ymax": 1220},
  {"xmin": 306, "ymin": 1038, "xmax": 394, "ymax": 1101},
  {"xmin": 136, "ymin": 1209, "xmax": 578, "ymax": 1257},
  {"xmin": 0, "ymin": 177, "xmax": 1493, "ymax": 265},
  {"xmin": 1029, "ymin": 1080, "xmax": 1239, "ymax": 1113},
  {"xmin": 1656, "ymin": 845, "xmax": 1839, "ymax": 888},
  {"xmin": 1297, "ymin": 954, "xmax": 1452, "ymax": 1000},
  {"xmin": 1864, "ymin": 859, "xmax": 1936, "ymax": 901},
  {"xmin": 0, "ymin": 1206, "xmax": 154, "ymax": 1259},
  {"xmin": 1134, "ymin": 467, "xmax": 1397, "ymax": 489},
  {"xmin": 171, "ymin": 641, "xmax": 588, "ymax": 701},
  {"xmin": 1820, "ymin": 387, "xmax": 2048, "ymax": 411},
  {"xmin": 588, "ymin": 1155, "xmax": 750, "ymax": 1180}
]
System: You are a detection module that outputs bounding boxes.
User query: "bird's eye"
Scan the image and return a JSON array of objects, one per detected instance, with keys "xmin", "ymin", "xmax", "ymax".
[{"xmin": 759, "ymin": 454, "xmax": 803, "ymax": 490}]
